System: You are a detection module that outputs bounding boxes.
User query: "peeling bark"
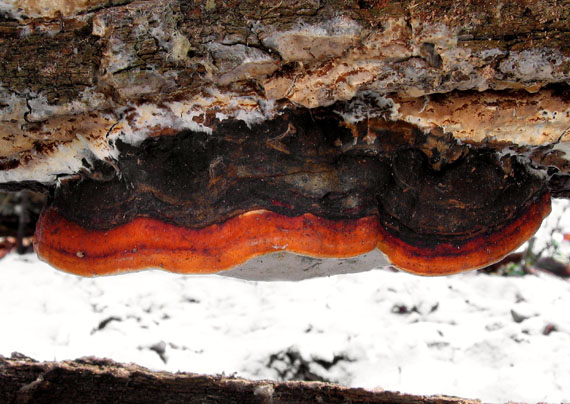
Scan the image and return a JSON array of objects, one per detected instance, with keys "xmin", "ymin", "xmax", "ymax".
[{"xmin": 1, "ymin": 0, "xmax": 568, "ymax": 170}]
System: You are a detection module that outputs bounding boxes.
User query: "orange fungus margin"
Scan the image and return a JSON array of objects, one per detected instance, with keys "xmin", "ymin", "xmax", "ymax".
[
  {"xmin": 34, "ymin": 208, "xmax": 381, "ymax": 276},
  {"xmin": 376, "ymin": 192, "xmax": 552, "ymax": 275},
  {"xmin": 34, "ymin": 193, "xmax": 551, "ymax": 277}
]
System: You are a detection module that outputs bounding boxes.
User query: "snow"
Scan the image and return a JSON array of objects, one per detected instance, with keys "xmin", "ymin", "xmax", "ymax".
[{"xmin": 1, "ymin": 202, "xmax": 570, "ymax": 403}]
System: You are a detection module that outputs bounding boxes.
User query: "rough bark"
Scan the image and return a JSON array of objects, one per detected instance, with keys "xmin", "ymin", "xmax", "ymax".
[
  {"xmin": 0, "ymin": 354, "xmax": 482, "ymax": 404},
  {"xmin": 0, "ymin": 0, "xmax": 568, "ymax": 181}
]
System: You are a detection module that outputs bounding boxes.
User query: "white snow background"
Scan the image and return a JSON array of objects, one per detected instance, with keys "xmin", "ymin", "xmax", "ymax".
[{"xmin": 1, "ymin": 200, "xmax": 570, "ymax": 403}]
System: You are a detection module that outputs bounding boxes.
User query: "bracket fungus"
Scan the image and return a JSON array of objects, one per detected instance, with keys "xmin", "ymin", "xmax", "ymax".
[
  {"xmin": 32, "ymin": 110, "xmax": 552, "ymax": 277},
  {"xmin": 0, "ymin": 0, "xmax": 568, "ymax": 279}
]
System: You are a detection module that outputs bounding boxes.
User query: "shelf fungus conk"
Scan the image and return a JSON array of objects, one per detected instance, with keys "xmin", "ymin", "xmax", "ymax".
[{"xmin": 32, "ymin": 110, "xmax": 551, "ymax": 278}]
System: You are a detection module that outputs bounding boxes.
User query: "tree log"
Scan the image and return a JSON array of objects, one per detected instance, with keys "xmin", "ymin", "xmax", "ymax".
[
  {"xmin": 0, "ymin": 354, "xmax": 482, "ymax": 404},
  {"xmin": 1, "ymin": 0, "xmax": 568, "ymax": 179}
]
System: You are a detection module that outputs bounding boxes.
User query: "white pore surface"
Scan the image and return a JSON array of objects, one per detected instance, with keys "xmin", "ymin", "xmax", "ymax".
[{"xmin": 1, "ymin": 202, "xmax": 569, "ymax": 403}]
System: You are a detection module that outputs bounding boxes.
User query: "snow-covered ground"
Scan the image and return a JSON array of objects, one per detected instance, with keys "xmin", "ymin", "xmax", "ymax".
[{"xmin": 1, "ymin": 200, "xmax": 569, "ymax": 403}]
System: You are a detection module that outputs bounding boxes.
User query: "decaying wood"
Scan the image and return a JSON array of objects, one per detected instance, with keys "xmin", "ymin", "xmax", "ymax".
[
  {"xmin": 0, "ymin": 354, "xmax": 481, "ymax": 404},
  {"xmin": 0, "ymin": 0, "xmax": 569, "ymax": 183}
]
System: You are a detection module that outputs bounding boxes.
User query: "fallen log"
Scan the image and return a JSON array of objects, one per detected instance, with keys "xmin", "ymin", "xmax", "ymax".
[{"xmin": 0, "ymin": 354, "xmax": 481, "ymax": 404}]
